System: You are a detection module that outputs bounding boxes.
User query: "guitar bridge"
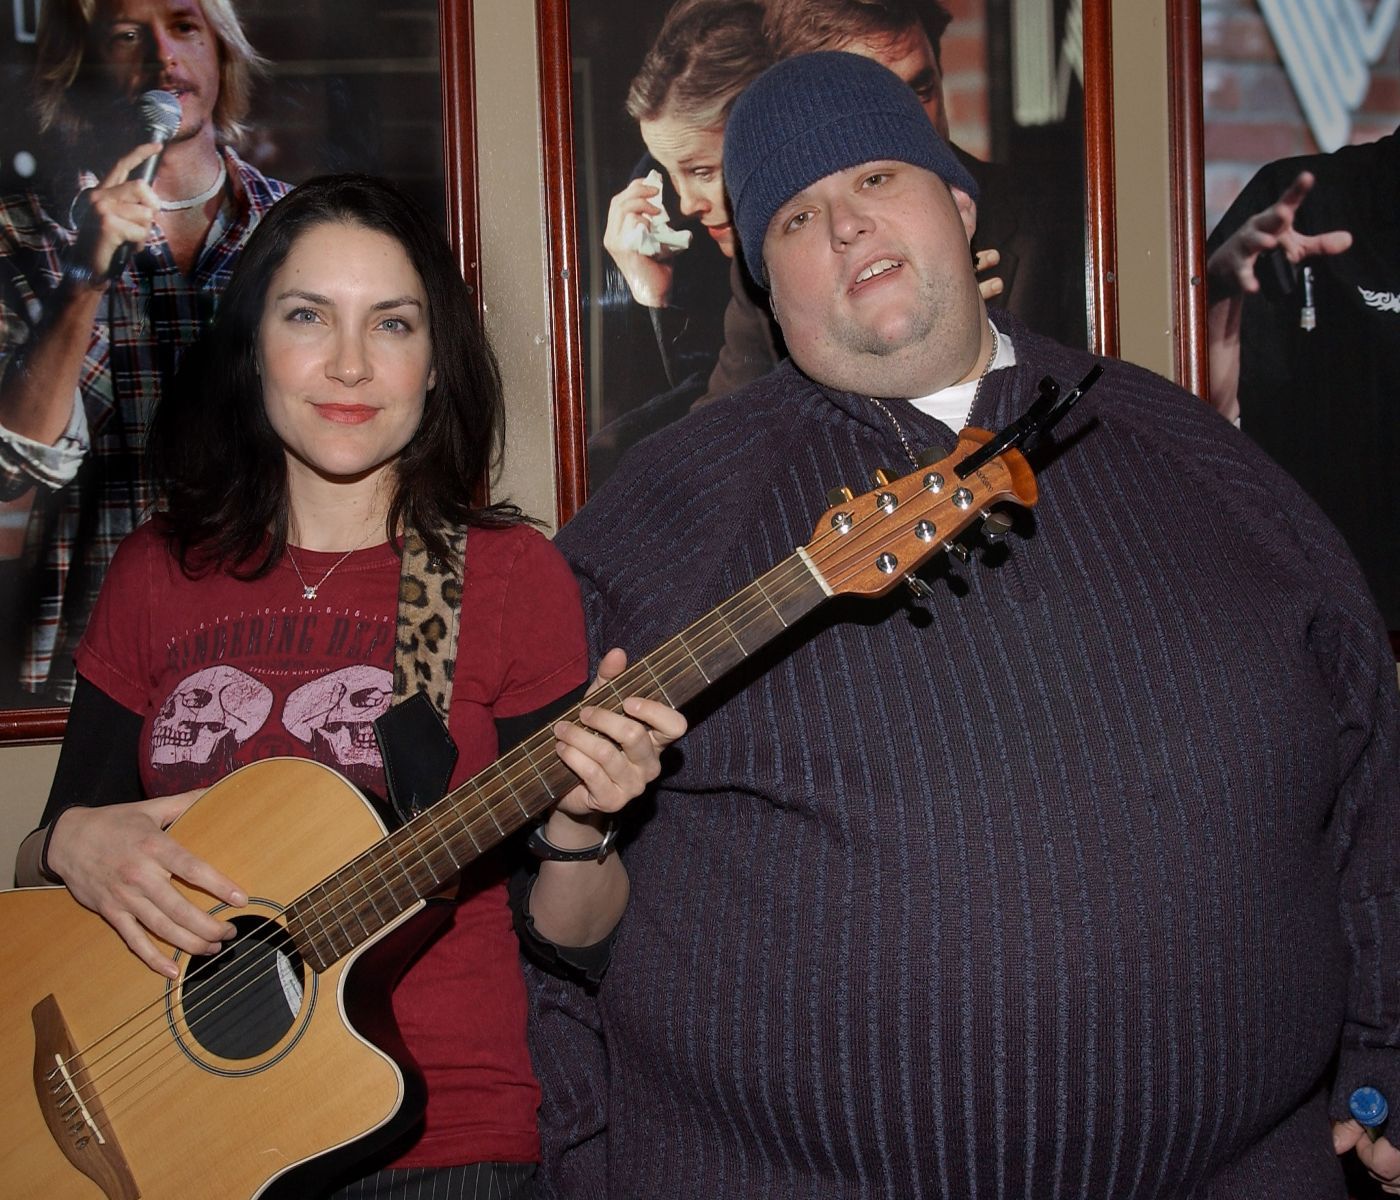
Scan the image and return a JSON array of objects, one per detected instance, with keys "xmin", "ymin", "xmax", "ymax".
[{"xmin": 32, "ymin": 993, "xmax": 138, "ymax": 1200}]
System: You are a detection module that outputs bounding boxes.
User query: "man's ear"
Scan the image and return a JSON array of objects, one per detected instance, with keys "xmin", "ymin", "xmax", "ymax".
[{"xmin": 950, "ymin": 186, "xmax": 978, "ymax": 242}]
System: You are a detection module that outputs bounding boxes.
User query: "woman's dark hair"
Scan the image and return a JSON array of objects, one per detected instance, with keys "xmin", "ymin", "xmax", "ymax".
[{"xmin": 149, "ymin": 173, "xmax": 517, "ymax": 576}]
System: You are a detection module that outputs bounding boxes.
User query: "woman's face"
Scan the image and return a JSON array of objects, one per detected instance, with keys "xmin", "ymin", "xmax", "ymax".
[
  {"xmin": 639, "ymin": 114, "xmax": 735, "ymax": 259},
  {"xmin": 256, "ymin": 220, "xmax": 435, "ymax": 492}
]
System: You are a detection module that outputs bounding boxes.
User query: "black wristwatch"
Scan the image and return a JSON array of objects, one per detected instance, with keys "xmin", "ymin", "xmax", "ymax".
[{"xmin": 526, "ymin": 818, "xmax": 619, "ymax": 863}]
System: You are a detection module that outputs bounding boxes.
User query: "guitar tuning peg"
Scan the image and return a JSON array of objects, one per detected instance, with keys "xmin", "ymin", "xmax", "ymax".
[
  {"xmin": 915, "ymin": 447, "xmax": 943, "ymax": 468},
  {"xmin": 826, "ymin": 485, "xmax": 854, "ymax": 506},
  {"xmin": 870, "ymin": 468, "xmax": 894, "ymax": 486},
  {"xmin": 943, "ymin": 541, "xmax": 971, "ymax": 564},
  {"xmin": 980, "ymin": 510, "xmax": 1014, "ymax": 544},
  {"xmin": 905, "ymin": 574, "xmax": 935, "ymax": 600}
]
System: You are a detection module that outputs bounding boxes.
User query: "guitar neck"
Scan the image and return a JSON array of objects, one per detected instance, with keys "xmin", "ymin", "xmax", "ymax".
[{"xmin": 286, "ymin": 552, "xmax": 830, "ymax": 971}]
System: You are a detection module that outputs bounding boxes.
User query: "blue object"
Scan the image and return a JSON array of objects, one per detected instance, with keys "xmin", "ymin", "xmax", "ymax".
[{"xmin": 1350, "ymin": 1086, "xmax": 1389, "ymax": 1128}]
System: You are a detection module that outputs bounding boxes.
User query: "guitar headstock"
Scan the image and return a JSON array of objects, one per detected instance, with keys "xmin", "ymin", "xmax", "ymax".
[{"xmin": 800, "ymin": 428, "xmax": 1038, "ymax": 598}]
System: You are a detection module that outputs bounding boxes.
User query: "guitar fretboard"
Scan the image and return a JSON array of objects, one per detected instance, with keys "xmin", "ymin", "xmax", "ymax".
[{"xmin": 283, "ymin": 553, "xmax": 830, "ymax": 972}]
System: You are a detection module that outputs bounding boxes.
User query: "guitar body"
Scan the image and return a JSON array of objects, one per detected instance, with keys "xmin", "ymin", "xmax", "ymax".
[{"xmin": 0, "ymin": 758, "xmax": 427, "ymax": 1200}]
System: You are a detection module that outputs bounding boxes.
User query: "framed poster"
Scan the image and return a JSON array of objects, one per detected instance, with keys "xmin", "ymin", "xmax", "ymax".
[
  {"xmin": 538, "ymin": 0, "xmax": 1119, "ymax": 521},
  {"xmin": 1175, "ymin": 0, "xmax": 1400, "ymax": 653},
  {"xmin": 0, "ymin": 0, "xmax": 479, "ymax": 739}
]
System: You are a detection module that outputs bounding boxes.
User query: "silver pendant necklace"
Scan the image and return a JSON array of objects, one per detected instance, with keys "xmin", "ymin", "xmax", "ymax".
[
  {"xmin": 869, "ymin": 321, "xmax": 1000, "ymax": 469},
  {"xmin": 286, "ymin": 544, "xmax": 361, "ymax": 600}
]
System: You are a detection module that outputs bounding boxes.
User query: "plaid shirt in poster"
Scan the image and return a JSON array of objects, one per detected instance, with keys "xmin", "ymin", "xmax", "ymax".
[{"xmin": 0, "ymin": 148, "xmax": 288, "ymax": 701}]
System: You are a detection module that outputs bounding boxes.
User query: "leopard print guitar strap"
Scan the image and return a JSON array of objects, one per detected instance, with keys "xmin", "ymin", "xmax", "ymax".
[{"xmin": 374, "ymin": 526, "xmax": 466, "ymax": 824}]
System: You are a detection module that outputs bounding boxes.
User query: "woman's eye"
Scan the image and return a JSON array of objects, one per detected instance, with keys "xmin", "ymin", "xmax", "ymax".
[
  {"xmin": 287, "ymin": 308, "xmax": 319, "ymax": 324},
  {"xmin": 784, "ymin": 211, "xmax": 811, "ymax": 233},
  {"xmin": 862, "ymin": 173, "xmax": 890, "ymax": 189},
  {"xmin": 379, "ymin": 316, "xmax": 410, "ymax": 332}
]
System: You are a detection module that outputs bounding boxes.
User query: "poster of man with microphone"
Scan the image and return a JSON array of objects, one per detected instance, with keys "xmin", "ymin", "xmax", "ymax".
[{"xmin": 0, "ymin": 0, "xmax": 288, "ymax": 705}]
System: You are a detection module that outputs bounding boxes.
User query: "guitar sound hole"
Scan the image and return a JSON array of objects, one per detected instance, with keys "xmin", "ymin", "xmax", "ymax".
[{"xmin": 182, "ymin": 916, "xmax": 305, "ymax": 1060}]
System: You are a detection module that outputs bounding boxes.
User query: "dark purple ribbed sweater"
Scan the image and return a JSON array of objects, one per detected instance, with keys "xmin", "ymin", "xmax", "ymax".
[{"xmin": 529, "ymin": 315, "xmax": 1399, "ymax": 1199}]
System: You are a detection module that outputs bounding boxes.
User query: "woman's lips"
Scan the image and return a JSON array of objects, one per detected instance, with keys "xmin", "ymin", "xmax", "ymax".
[{"xmin": 314, "ymin": 404, "xmax": 377, "ymax": 425}]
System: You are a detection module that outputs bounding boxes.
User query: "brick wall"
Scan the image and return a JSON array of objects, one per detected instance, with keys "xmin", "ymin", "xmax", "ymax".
[
  {"xmin": 1202, "ymin": 0, "xmax": 1400, "ymax": 231},
  {"xmin": 945, "ymin": 0, "xmax": 993, "ymax": 159}
]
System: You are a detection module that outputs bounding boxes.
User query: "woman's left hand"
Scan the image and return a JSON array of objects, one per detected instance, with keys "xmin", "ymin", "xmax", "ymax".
[{"xmin": 551, "ymin": 647, "xmax": 687, "ymax": 819}]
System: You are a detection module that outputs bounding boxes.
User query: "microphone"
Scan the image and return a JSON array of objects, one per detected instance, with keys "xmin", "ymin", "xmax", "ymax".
[{"xmin": 106, "ymin": 89, "xmax": 182, "ymax": 279}]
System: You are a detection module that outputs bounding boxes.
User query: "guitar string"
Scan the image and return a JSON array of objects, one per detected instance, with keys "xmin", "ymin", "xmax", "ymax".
[
  {"xmin": 52, "ymin": 462, "xmax": 1009, "ymax": 1130},
  {"xmin": 52, "ymin": 553, "xmax": 831, "ymax": 1121},
  {"xmin": 49, "ymin": 555, "xmax": 833, "ymax": 1130}
]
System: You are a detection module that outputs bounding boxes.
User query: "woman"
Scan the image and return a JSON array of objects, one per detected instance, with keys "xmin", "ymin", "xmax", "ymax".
[
  {"xmin": 15, "ymin": 174, "xmax": 685, "ymax": 1198},
  {"xmin": 588, "ymin": 0, "xmax": 779, "ymax": 483},
  {"xmin": 604, "ymin": 0, "xmax": 770, "ymax": 314}
]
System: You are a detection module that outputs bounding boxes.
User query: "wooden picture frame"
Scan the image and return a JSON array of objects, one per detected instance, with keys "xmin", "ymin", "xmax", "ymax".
[
  {"xmin": 538, "ymin": 0, "xmax": 1120, "ymax": 527},
  {"xmin": 0, "ymin": 0, "xmax": 480, "ymax": 742}
]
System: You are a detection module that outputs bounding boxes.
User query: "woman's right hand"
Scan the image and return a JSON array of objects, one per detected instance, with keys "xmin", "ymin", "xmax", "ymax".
[
  {"xmin": 45, "ymin": 793, "xmax": 246, "ymax": 979},
  {"xmin": 603, "ymin": 176, "xmax": 676, "ymax": 308}
]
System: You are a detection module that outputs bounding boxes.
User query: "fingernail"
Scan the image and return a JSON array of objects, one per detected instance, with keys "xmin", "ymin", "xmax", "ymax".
[{"xmin": 231, "ymin": 890, "xmax": 247, "ymax": 907}]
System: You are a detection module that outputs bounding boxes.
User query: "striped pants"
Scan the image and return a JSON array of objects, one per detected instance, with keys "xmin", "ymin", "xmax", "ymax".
[{"xmin": 328, "ymin": 1162, "xmax": 534, "ymax": 1199}]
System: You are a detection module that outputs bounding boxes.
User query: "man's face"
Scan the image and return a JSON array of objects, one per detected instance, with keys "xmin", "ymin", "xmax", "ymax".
[
  {"xmin": 763, "ymin": 159, "xmax": 982, "ymax": 398},
  {"xmin": 91, "ymin": 0, "xmax": 221, "ymax": 145},
  {"xmin": 844, "ymin": 25, "xmax": 950, "ymax": 141}
]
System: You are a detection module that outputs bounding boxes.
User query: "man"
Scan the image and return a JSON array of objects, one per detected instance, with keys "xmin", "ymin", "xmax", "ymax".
[
  {"xmin": 528, "ymin": 53, "xmax": 1400, "ymax": 1197},
  {"xmin": 1205, "ymin": 134, "xmax": 1398, "ymax": 631},
  {"xmin": 691, "ymin": 0, "xmax": 1082, "ymax": 416},
  {"xmin": 761, "ymin": 0, "xmax": 1087, "ymax": 346},
  {"xmin": 0, "ymin": 0, "xmax": 287, "ymax": 701}
]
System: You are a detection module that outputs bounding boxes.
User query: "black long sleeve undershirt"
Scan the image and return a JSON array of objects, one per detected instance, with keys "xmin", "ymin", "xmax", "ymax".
[{"xmin": 39, "ymin": 674, "xmax": 144, "ymax": 825}]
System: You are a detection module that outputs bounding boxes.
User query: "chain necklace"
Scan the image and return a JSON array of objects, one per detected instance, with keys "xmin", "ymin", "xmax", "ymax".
[
  {"xmin": 286, "ymin": 543, "xmax": 362, "ymax": 600},
  {"xmin": 159, "ymin": 158, "xmax": 227, "ymax": 211},
  {"xmin": 869, "ymin": 321, "xmax": 1000, "ymax": 469}
]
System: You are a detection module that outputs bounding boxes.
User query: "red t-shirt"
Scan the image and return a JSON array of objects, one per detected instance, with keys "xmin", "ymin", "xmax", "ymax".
[{"xmin": 76, "ymin": 521, "xmax": 588, "ymax": 1168}]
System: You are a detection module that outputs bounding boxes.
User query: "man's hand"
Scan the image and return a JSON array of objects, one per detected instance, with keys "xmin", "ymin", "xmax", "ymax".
[
  {"xmin": 975, "ymin": 247, "xmax": 1004, "ymax": 302},
  {"xmin": 72, "ymin": 141, "xmax": 167, "ymax": 280},
  {"xmin": 602, "ymin": 177, "xmax": 679, "ymax": 308},
  {"xmin": 1204, "ymin": 172, "xmax": 1352, "ymax": 422},
  {"xmin": 45, "ymin": 792, "xmax": 247, "ymax": 979},
  {"xmin": 1206, "ymin": 171, "xmax": 1352, "ymax": 303},
  {"xmin": 1334, "ymin": 1119, "xmax": 1400, "ymax": 1193}
]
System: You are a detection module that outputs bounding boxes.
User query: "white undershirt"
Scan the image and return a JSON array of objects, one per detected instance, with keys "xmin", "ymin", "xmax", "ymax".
[{"xmin": 907, "ymin": 330, "xmax": 1018, "ymax": 430}]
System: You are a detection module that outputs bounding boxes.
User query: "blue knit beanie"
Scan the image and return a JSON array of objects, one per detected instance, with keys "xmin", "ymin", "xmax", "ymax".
[{"xmin": 723, "ymin": 51, "xmax": 978, "ymax": 285}]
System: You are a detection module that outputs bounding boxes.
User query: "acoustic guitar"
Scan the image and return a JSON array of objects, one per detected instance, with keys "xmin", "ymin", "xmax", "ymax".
[{"xmin": 0, "ymin": 427, "xmax": 1037, "ymax": 1198}]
